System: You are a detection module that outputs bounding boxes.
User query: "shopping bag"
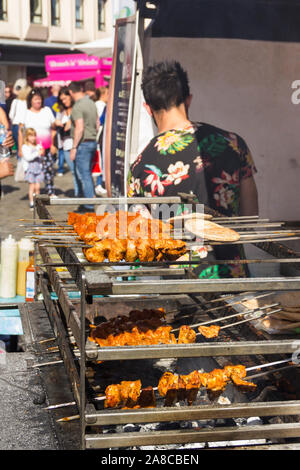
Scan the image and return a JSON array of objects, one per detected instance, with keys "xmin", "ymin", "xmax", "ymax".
[
  {"xmin": 14, "ymin": 159, "xmax": 25, "ymax": 182},
  {"xmin": 91, "ymin": 146, "xmax": 102, "ymax": 176}
]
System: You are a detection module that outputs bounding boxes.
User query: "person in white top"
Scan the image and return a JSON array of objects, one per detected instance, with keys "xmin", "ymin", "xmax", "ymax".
[
  {"xmin": 19, "ymin": 88, "xmax": 57, "ymax": 197},
  {"xmin": 21, "ymin": 128, "xmax": 44, "ymax": 210},
  {"xmin": 95, "ymin": 86, "xmax": 109, "ymax": 119},
  {"xmin": 94, "ymin": 86, "xmax": 109, "ymax": 197},
  {"xmin": 9, "ymin": 86, "xmax": 31, "ymax": 160},
  {"xmin": 56, "ymin": 87, "xmax": 83, "ymax": 197}
]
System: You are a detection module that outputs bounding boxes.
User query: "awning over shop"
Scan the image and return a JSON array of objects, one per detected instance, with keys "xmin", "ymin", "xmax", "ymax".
[
  {"xmin": 33, "ymin": 70, "xmax": 98, "ymax": 87},
  {"xmin": 75, "ymin": 36, "xmax": 114, "ymax": 58},
  {"xmin": 33, "ymin": 54, "xmax": 112, "ymax": 88}
]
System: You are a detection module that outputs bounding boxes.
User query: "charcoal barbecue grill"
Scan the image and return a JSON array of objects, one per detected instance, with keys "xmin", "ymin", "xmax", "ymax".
[{"xmin": 32, "ymin": 194, "xmax": 300, "ymax": 450}]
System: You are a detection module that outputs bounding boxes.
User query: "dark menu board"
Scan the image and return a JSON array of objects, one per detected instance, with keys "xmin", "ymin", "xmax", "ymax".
[{"xmin": 104, "ymin": 16, "xmax": 137, "ymax": 197}]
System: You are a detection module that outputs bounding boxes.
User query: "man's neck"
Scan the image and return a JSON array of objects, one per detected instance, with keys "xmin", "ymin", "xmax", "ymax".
[
  {"xmin": 154, "ymin": 104, "xmax": 191, "ymax": 134},
  {"xmin": 73, "ymin": 92, "xmax": 85, "ymax": 102}
]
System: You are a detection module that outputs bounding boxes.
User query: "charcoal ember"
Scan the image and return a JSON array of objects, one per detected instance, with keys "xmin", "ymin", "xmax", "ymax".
[
  {"xmin": 157, "ymin": 421, "xmax": 181, "ymax": 431},
  {"xmin": 123, "ymin": 424, "xmax": 141, "ymax": 433},
  {"xmin": 93, "ymin": 316, "xmax": 107, "ymax": 325}
]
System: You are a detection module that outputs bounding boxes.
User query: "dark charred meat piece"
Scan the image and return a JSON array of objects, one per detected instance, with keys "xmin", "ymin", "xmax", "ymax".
[{"xmin": 138, "ymin": 386, "xmax": 156, "ymax": 408}]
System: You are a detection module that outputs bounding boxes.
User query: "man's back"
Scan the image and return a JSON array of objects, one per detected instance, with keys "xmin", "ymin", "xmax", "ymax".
[
  {"xmin": 129, "ymin": 122, "xmax": 256, "ymax": 217},
  {"xmin": 71, "ymin": 96, "xmax": 97, "ymax": 142}
]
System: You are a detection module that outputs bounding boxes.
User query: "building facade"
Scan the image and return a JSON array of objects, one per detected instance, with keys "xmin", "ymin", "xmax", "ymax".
[{"xmin": 0, "ymin": 0, "xmax": 131, "ymax": 85}]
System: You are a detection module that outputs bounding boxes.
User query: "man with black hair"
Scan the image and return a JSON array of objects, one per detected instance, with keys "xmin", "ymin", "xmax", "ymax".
[
  {"xmin": 128, "ymin": 61, "xmax": 258, "ymax": 278},
  {"xmin": 68, "ymin": 81, "xmax": 98, "ymax": 210}
]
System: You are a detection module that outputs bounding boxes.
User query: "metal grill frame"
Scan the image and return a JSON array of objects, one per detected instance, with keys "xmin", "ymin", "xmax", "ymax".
[{"xmin": 34, "ymin": 195, "xmax": 300, "ymax": 450}]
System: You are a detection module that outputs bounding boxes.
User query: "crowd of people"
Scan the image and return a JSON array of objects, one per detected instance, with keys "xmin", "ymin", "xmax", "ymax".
[{"xmin": 0, "ymin": 79, "xmax": 109, "ymax": 210}]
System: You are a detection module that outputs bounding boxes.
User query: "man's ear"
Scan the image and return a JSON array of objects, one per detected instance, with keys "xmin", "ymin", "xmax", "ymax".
[{"xmin": 143, "ymin": 102, "xmax": 153, "ymax": 117}]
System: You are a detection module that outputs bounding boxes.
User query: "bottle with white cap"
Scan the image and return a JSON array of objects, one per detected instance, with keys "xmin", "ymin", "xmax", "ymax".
[
  {"xmin": 0, "ymin": 234, "xmax": 18, "ymax": 298},
  {"xmin": 17, "ymin": 238, "xmax": 34, "ymax": 296}
]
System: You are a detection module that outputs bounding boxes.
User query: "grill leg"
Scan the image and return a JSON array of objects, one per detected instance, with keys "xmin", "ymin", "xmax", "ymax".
[{"xmin": 80, "ymin": 270, "xmax": 87, "ymax": 450}]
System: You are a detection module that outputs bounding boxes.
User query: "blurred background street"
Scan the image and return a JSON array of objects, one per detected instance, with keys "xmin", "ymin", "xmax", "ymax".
[{"xmin": 0, "ymin": 153, "xmax": 79, "ymax": 241}]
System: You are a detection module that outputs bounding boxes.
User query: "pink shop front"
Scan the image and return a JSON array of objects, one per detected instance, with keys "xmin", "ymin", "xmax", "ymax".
[{"xmin": 33, "ymin": 53, "xmax": 112, "ymax": 88}]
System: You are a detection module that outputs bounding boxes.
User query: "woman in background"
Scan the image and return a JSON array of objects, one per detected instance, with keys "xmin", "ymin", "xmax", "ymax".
[
  {"xmin": 9, "ymin": 85, "xmax": 31, "ymax": 160},
  {"xmin": 56, "ymin": 87, "xmax": 82, "ymax": 197},
  {"xmin": 19, "ymin": 88, "xmax": 57, "ymax": 197}
]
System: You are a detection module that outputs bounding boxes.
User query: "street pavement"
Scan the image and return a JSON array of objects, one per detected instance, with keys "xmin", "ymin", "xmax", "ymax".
[{"xmin": 0, "ymin": 154, "xmax": 90, "ymax": 242}]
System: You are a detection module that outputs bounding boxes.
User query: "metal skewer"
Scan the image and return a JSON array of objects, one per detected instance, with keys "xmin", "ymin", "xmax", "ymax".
[
  {"xmin": 246, "ymin": 363, "xmax": 300, "ymax": 380},
  {"xmin": 44, "ymin": 401, "xmax": 76, "ymax": 410},
  {"xmin": 216, "ymin": 307, "xmax": 282, "ymax": 331},
  {"xmin": 169, "ymin": 292, "xmax": 278, "ymax": 319},
  {"xmin": 193, "ymin": 307, "xmax": 282, "ymax": 336},
  {"xmin": 246, "ymin": 357, "xmax": 295, "ymax": 372},
  {"xmin": 171, "ymin": 303, "xmax": 280, "ymax": 332}
]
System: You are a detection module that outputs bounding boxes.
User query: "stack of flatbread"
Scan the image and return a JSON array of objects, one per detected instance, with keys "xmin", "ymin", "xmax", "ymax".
[
  {"xmin": 184, "ymin": 218, "xmax": 240, "ymax": 242},
  {"xmin": 242, "ymin": 292, "xmax": 300, "ymax": 333}
]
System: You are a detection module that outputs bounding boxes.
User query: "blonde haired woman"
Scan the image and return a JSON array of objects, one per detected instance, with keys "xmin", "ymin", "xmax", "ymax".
[{"xmin": 9, "ymin": 85, "xmax": 31, "ymax": 159}]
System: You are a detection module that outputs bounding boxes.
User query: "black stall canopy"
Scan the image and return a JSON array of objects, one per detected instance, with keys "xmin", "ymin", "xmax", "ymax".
[
  {"xmin": 124, "ymin": 0, "xmax": 300, "ymax": 221},
  {"xmin": 148, "ymin": 0, "xmax": 300, "ymax": 42}
]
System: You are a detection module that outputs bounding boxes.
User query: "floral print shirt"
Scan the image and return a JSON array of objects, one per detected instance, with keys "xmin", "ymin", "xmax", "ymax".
[
  {"xmin": 128, "ymin": 122, "xmax": 257, "ymax": 278},
  {"xmin": 129, "ymin": 122, "xmax": 256, "ymax": 215}
]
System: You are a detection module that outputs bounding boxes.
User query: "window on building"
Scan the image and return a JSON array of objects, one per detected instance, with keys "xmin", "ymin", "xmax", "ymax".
[
  {"xmin": 30, "ymin": 0, "xmax": 43, "ymax": 24},
  {"xmin": 51, "ymin": 0, "xmax": 60, "ymax": 26},
  {"xmin": 98, "ymin": 0, "xmax": 106, "ymax": 31},
  {"xmin": 75, "ymin": 0, "xmax": 84, "ymax": 28},
  {"xmin": 0, "ymin": 0, "xmax": 8, "ymax": 21}
]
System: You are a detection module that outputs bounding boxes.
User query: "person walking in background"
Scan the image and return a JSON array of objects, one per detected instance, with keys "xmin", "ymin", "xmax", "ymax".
[
  {"xmin": 45, "ymin": 84, "xmax": 61, "ymax": 117},
  {"xmin": 5, "ymin": 84, "xmax": 16, "ymax": 117},
  {"xmin": 56, "ymin": 87, "xmax": 83, "ymax": 197},
  {"xmin": 19, "ymin": 88, "xmax": 57, "ymax": 197},
  {"xmin": 94, "ymin": 86, "xmax": 109, "ymax": 197},
  {"xmin": 95, "ymin": 86, "xmax": 109, "ymax": 119},
  {"xmin": 68, "ymin": 81, "xmax": 98, "ymax": 211},
  {"xmin": 21, "ymin": 128, "xmax": 44, "ymax": 210},
  {"xmin": 9, "ymin": 85, "xmax": 31, "ymax": 160},
  {"xmin": 45, "ymin": 84, "xmax": 64, "ymax": 175}
]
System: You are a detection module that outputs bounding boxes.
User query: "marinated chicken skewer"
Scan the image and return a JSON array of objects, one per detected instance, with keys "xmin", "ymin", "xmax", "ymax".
[
  {"xmin": 89, "ymin": 307, "xmax": 281, "ymax": 346},
  {"xmin": 83, "ymin": 238, "xmax": 187, "ymax": 262},
  {"xmin": 99, "ymin": 364, "xmax": 257, "ymax": 409},
  {"xmin": 67, "ymin": 211, "xmax": 187, "ymax": 262},
  {"xmin": 89, "ymin": 320, "xmax": 195, "ymax": 347}
]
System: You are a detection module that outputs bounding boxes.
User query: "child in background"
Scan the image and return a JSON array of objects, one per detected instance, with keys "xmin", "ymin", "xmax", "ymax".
[{"xmin": 22, "ymin": 128, "xmax": 44, "ymax": 210}]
